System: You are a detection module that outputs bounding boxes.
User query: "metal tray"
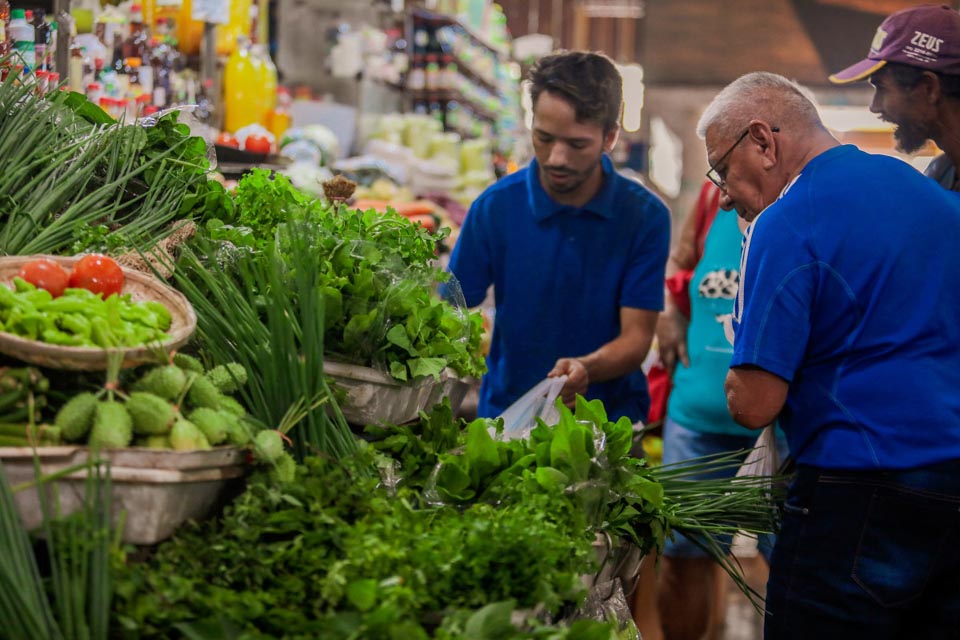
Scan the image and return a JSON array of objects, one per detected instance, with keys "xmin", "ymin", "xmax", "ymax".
[
  {"xmin": 324, "ymin": 360, "xmax": 475, "ymax": 426},
  {"xmin": 0, "ymin": 446, "xmax": 248, "ymax": 545}
]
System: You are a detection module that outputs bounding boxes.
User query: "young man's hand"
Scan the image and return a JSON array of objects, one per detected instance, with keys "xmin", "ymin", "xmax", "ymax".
[{"xmin": 548, "ymin": 358, "xmax": 589, "ymax": 407}]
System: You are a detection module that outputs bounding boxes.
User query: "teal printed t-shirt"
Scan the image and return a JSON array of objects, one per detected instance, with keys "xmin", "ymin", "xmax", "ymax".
[{"xmin": 667, "ymin": 208, "xmax": 745, "ymax": 435}]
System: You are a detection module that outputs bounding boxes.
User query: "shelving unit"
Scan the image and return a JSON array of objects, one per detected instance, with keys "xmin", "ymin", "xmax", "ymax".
[{"xmin": 402, "ymin": 7, "xmax": 519, "ymax": 143}]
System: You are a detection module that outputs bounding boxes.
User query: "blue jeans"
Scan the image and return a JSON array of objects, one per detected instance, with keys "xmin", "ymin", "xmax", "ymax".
[{"xmin": 765, "ymin": 460, "xmax": 960, "ymax": 639}]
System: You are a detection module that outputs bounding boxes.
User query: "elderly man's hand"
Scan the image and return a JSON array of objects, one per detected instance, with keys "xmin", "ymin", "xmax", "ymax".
[
  {"xmin": 548, "ymin": 358, "xmax": 589, "ymax": 408},
  {"xmin": 656, "ymin": 309, "xmax": 689, "ymax": 376}
]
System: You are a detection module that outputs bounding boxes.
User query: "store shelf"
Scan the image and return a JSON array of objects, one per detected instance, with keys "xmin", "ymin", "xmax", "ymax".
[
  {"xmin": 455, "ymin": 59, "xmax": 501, "ymax": 98},
  {"xmin": 407, "ymin": 89, "xmax": 498, "ymax": 123},
  {"xmin": 411, "ymin": 8, "xmax": 510, "ymax": 59}
]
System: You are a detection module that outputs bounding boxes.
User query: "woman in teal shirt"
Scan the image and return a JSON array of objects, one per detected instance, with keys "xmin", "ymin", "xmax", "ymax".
[{"xmin": 651, "ymin": 183, "xmax": 786, "ymax": 640}]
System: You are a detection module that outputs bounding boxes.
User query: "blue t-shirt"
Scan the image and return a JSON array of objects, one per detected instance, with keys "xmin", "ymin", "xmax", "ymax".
[
  {"xmin": 731, "ymin": 144, "xmax": 960, "ymax": 469},
  {"xmin": 668, "ymin": 208, "xmax": 746, "ymax": 435},
  {"xmin": 447, "ymin": 155, "xmax": 670, "ymax": 422}
]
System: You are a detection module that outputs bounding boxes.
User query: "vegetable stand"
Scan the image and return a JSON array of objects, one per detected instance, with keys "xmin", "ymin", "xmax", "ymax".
[{"xmin": 0, "ymin": 75, "xmax": 780, "ymax": 639}]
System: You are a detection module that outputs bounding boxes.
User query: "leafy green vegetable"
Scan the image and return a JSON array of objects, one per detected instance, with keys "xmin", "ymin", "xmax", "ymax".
[
  {"xmin": 0, "ymin": 72, "xmax": 226, "ymax": 256},
  {"xmin": 190, "ymin": 171, "xmax": 486, "ymax": 382},
  {"xmin": 111, "ymin": 449, "xmax": 595, "ymax": 638}
]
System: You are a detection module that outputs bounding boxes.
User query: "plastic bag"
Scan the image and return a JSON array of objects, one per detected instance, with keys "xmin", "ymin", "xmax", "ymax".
[
  {"xmin": 499, "ymin": 376, "xmax": 567, "ymax": 440},
  {"xmin": 735, "ymin": 425, "xmax": 781, "ymax": 478}
]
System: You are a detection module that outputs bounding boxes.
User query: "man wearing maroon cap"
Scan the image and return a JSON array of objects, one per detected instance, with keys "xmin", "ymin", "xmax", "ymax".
[{"xmin": 830, "ymin": 4, "xmax": 960, "ymax": 191}]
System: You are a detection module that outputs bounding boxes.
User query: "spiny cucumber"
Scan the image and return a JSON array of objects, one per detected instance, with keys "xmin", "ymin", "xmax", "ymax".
[
  {"xmin": 218, "ymin": 395, "xmax": 247, "ymax": 417},
  {"xmin": 205, "ymin": 363, "xmax": 248, "ymax": 393},
  {"xmin": 133, "ymin": 365, "xmax": 187, "ymax": 402},
  {"xmin": 172, "ymin": 352, "xmax": 204, "ymax": 374},
  {"xmin": 185, "ymin": 374, "xmax": 222, "ymax": 411},
  {"xmin": 169, "ymin": 418, "xmax": 212, "ymax": 451},
  {"xmin": 254, "ymin": 430, "xmax": 285, "ymax": 463},
  {"xmin": 268, "ymin": 452, "xmax": 297, "ymax": 484},
  {"xmin": 189, "ymin": 408, "xmax": 229, "ymax": 446},
  {"xmin": 88, "ymin": 401, "xmax": 133, "ymax": 450},
  {"xmin": 125, "ymin": 392, "xmax": 177, "ymax": 436},
  {"xmin": 54, "ymin": 392, "xmax": 99, "ymax": 442}
]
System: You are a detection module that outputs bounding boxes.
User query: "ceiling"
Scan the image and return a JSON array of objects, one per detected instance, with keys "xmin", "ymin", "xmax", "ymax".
[{"xmin": 502, "ymin": 0, "xmax": 960, "ymax": 86}]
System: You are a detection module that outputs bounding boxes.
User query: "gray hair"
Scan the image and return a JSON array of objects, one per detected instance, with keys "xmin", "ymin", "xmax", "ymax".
[{"xmin": 696, "ymin": 72, "xmax": 823, "ymax": 140}]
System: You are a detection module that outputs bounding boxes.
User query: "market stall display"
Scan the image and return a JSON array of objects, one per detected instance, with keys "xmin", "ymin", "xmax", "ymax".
[{"xmin": 0, "ymin": 75, "xmax": 781, "ymax": 639}]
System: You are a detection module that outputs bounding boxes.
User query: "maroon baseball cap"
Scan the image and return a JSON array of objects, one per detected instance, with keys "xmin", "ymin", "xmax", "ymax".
[{"xmin": 830, "ymin": 4, "xmax": 960, "ymax": 83}]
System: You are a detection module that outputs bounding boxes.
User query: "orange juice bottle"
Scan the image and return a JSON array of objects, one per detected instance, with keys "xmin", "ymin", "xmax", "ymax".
[
  {"xmin": 215, "ymin": 0, "xmax": 251, "ymax": 56},
  {"xmin": 175, "ymin": 0, "xmax": 203, "ymax": 55},
  {"xmin": 251, "ymin": 42, "xmax": 276, "ymax": 126},
  {"xmin": 222, "ymin": 36, "xmax": 259, "ymax": 132}
]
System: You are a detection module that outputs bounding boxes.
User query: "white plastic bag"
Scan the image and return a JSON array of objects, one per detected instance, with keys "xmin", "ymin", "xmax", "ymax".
[
  {"xmin": 498, "ymin": 376, "xmax": 567, "ymax": 440},
  {"xmin": 736, "ymin": 425, "xmax": 780, "ymax": 478}
]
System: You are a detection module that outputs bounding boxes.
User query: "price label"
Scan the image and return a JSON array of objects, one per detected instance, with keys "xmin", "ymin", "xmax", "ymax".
[{"xmin": 191, "ymin": 0, "xmax": 230, "ymax": 24}]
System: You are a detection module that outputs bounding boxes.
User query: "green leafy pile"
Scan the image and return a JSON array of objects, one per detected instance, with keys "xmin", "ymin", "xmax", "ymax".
[
  {"xmin": 192, "ymin": 170, "xmax": 486, "ymax": 382},
  {"xmin": 370, "ymin": 397, "xmax": 670, "ymax": 557},
  {"xmin": 305, "ymin": 205, "xmax": 484, "ymax": 381},
  {"xmin": 369, "ymin": 398, "xmax": 782, "ymax": 590},
  {"xmin": 111, "ymin": 449, "xmax": 599, "ymax": 639},
  {"xmin": 111, "ymin": 396, "xmax": 778, "ymax": 636}
]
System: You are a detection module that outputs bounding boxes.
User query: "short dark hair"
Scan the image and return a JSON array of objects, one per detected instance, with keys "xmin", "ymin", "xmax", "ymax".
[
  {"xmin": 885, "ymin": 62, "xmax": 960, "ymax": 100},
  {"xmin": 528, "ymin": 51, "xmax": 623, "ymax": 133}
]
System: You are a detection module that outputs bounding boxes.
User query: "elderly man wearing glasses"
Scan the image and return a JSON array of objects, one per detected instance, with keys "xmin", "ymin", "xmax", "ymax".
[{"xmin": 700, "ymin": 71, "xmax": 960, "ymax": 637}]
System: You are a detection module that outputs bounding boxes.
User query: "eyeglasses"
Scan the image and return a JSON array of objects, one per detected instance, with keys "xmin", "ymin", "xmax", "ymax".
[{"xmin": 705, "ymin": 127, "xmax": 780, "ymax": 190}]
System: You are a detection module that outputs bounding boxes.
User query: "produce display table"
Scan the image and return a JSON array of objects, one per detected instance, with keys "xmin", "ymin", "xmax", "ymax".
[{"xmin": 0, "ymin": 446, "xmax": 248, "ymax": 545}]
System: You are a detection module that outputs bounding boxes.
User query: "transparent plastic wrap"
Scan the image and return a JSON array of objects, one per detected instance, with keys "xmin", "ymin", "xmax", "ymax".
[
  {"xmin": 270, "ymin": 209, "xmax": 483, "ymax": 425},
  {"xmin": 498, "ymin": 376, "xmax": 566, "ymax": 440},
  {"xmin": 311, "ymin": 222, "xmax": 485, "ymax": 385}
]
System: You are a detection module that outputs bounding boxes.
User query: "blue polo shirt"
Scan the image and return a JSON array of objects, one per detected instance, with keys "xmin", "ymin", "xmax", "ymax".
[
  {"xmin": 732, "ymin": 144, "xmax": 960, "ymax": 469},
  {"xmin": 447, "ymin": 155, "xmax": 670, "ymax": 422}
]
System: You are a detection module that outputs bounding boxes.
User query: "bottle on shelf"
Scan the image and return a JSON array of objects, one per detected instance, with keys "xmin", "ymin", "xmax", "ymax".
[
  {"xmin": 85, "ymin": 80, "xmax": 102, "ymax": 105},
  {"xmin": 267, "ymin": 86, "xmax": 292, "ymax": 141},
  {"xmin": 71, "ymin": 0, "xmax": 96, "ymax": 34},
  {"xmin": 33, "ymin": 9, "xmax": 49, "ymax": 71},
  {"xmin": 148, "ymin": 36, "xmax": 168, "ymax": 108},
  {"xmin": 46, "ymin": 21, "xmax": 57, "ymax": 72},
  {"xmin": 216, "ymin": 0, "xmax": 251, "ymax": 56},
  {"xmin": 424, "ymin": 54, "xmax": 439, "ymax": 91},
  {"xmin": 222, "ymin": 36, "xmax": 259, "ymax": 132},
  {"xmin": 123, "ymin": 4, "xmax": 149, "ymax": 60},
  {"xmin": 0, "ymin": 0, "xmax": 10, "ymax": 59},
  {"xmin": 34, "ymin": 69, "xmax": 48, "ymax": 94},
  {"xmin": 9, "ymin": 9, "xmax": 35, "ymax": 72},
  {"xmin": 248, "ymin": 7, "xmax": 276, "ymax": 127}
]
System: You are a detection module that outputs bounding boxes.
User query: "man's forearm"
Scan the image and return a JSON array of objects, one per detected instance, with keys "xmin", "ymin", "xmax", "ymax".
[{"xmin": 577, "ymin": 332, "xmax": 653, "ymax": 384}]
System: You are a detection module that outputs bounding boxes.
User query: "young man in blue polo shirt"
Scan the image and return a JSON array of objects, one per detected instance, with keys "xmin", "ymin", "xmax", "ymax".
[
  {"xmin": 699, "ymin": 71, "xmax": 960, "ymax": 637},
  {"xmin": 447, "ymin": 51, "xmax": 670, "ymax": 424}
]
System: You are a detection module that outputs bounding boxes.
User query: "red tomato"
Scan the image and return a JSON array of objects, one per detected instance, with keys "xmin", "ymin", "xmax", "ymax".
[
  {"xmin": 216, "ymin": 132, "xmax": 240, "ymax": 148},
  {"xmin": 244, "ymin": 134, "xmax": 272, "ymax": 155},
  {"xmin": 18, "ymin": 258, "xmax": 70, "ymax": 297},
  {"xmin": 68, "ymin": 254, "xmax": 125, "ymax": 297}
]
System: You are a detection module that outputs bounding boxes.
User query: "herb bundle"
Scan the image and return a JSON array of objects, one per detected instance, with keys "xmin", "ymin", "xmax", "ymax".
[
  {"xmin": 0, "ymin": 457, "xmax": 115, "ymax": 639},
  {"xmin": 0, "ymin": 64, "xmax": 228, "ymax": 256},
  {"xmin": 169, "ymin": 219, "xmax": 356, "ymax": 461}
]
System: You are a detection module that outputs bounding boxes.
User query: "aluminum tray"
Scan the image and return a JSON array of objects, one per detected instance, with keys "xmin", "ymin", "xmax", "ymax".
[
  {"xmin": 324, "ymin": 360, "xmax": 476, "ymax": 426},
  {"xmin": 0, "ymin": 446, "xmax": 248, "ymax": 545}
]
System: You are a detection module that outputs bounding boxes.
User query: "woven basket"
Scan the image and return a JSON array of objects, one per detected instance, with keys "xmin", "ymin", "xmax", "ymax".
[{"xmin": 0, "ymin": 255, "xmax": 196, "ymax": 370}]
